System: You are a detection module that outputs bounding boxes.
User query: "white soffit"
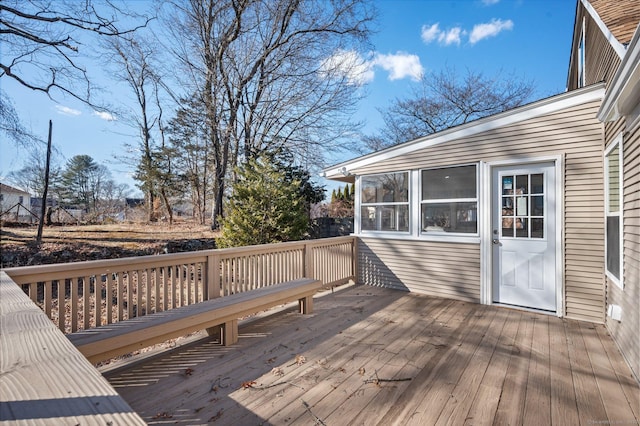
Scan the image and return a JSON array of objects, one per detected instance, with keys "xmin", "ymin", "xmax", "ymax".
[{"xmin": 324, "ymin": 83, "xmax": 605, "ymax": 178}]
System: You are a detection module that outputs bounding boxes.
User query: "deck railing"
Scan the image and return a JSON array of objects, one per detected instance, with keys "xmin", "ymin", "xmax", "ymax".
[{"xmin": 3, "ymin": 236, "xmax": 356, "ymax": 334}]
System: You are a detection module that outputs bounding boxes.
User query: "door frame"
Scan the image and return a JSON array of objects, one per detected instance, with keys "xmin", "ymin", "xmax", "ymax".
[{"xmin": 480, "ymin": 155, "xmax": 565, "ymax": 317}]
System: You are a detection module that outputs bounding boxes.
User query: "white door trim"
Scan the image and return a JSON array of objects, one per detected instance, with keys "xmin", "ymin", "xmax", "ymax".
[{"xmin": 480, "ymin": 155, "xmax": 564, "ymax": 317}]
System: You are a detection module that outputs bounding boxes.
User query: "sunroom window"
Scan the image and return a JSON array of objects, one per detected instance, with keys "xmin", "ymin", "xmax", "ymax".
[
  {"xmin": 605, "ymin": 137, "xmax": 623, "ymax": 288},
  {"xmin": 421, "ymin": 165, "xmax": 477, "ymax": 234},
  {"xmin": 360, "ymin": 172, "xmax": 409, "ymax": 232}
]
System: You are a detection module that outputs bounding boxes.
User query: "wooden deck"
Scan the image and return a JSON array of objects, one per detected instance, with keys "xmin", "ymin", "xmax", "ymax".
[{"xmin": 105, "ymin": 285, "xmax": 640, "ymax": 425}]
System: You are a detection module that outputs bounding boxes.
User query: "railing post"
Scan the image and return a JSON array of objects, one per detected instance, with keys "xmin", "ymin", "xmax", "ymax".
[
  {"xmin": 352, "ymin": 236, "xmax": 358, "ymax": 285},
  {"xmin": 207, "ymin": 253, "xmax": 221, "ymax": 299},
  {"xmin": 304, "ymin": 242, "xmax": 314, "ymax": 279}
]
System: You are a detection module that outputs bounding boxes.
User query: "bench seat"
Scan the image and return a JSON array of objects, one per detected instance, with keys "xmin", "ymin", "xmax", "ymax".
[{"xmin": 68, "ymin": 277, "xmax": 322, "ymax": 364}]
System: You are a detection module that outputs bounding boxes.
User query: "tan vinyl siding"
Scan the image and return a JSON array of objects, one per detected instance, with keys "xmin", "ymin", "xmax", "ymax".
[
  {"xmin": 568, "ymin": 7, "xmax": 623, "ymax": 91},
  {"xmin": 354, "ymin": 100, "xmax": 605, "ymax": 323},
  {"xmin": 605, "ymin": 117, "xmax": 640, "ymax": 381},
  {"xmin": 358, "ymin": 238, "xmax": 480, "ymax": 302}
]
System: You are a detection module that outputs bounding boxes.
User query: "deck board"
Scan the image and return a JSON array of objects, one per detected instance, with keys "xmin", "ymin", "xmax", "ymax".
[
  {"xmin": 104, "ymin": 285, "xmax": 640, "ymax": 425},
  {"xmin": 549, "ymin": 314, "xmax": 581, "ymax": 425}
]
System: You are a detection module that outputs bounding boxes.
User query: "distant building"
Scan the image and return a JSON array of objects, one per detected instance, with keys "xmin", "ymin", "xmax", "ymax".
[{"xmin": 0, "ymin": 182, "xmax": 33, "ymax": 222}]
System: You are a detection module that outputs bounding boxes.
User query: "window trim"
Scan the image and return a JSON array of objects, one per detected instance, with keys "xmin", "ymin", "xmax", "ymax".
[
  {"xmin": 578, "ymin": 17, "xmax": 586, "ymax": 88},
  {"xmin": 358, "ymin": 170, "xmax": 411, "ymax": 234},
  {"xmin": 604, "ymin": 134, "xmax": 624, "ymax": 289},
  {"xmin": 419, "ymin": 163, "xmax": 479, "ymax": 237}
]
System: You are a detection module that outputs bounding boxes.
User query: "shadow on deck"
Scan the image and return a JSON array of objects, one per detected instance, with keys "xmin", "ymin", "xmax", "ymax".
[{"xmin": 104, "ymin": 285, "xmax": 640, "ymax": 425}]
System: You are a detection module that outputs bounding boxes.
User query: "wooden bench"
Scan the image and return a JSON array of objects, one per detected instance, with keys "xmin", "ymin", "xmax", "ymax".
[{"xmin": 67, "ymin": 277, "xmax": 322, "ymax": 364}]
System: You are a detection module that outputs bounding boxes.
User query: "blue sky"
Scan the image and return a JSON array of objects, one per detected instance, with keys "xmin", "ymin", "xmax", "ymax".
[{"xmin": 1, "ymin": 0, "xmax": 577, "ymax": 196}]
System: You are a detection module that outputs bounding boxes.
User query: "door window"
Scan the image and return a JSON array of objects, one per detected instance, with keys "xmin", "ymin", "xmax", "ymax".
[{"xmin": 500, "ymin": 173, "xmax": 544, "ymax": 239}]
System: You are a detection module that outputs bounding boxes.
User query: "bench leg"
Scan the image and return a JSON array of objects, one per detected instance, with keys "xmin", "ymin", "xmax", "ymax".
[
  {"xmin": 221, "ymin": 319, "xmax": 238, "ymax": 346},
  {"xmin": 205, "ymin": 320, "xmax": 238, "ymax": 346},
  {"xmin": 206, "ymin": 325, "xmax": 222, "ymax": 340},
  {"xmin": 299, "ymin": 295, "xmax": 313, "ymax": 314}
]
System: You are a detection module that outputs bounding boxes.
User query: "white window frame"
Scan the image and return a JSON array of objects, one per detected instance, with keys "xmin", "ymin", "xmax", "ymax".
[
  {"xmin": 419, "ymin": 164, "xmax": 479, "ymax": 237},
  {"xmin": 604, "ymin": 134, "xmax": 624, "ymax": 289},
  {"xmin": 358, "ymin": 171, "xmax": 410, "ymax": 234},
  {"xmin": 578, "ymin": 18, "xmax": 586, "ymax": 88}
]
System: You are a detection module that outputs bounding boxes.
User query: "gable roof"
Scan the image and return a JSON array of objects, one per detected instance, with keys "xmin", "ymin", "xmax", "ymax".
[
  {"xmin": 588, "ymin": 0, "xmax": 640, "ymax": 46},
  {"xmin": 0, "ymin": 182, "xmax": 29, "ymax": 195},
  {"xmin": 324, "ymin": 83, "xmax": 605, "ymax": 180}
]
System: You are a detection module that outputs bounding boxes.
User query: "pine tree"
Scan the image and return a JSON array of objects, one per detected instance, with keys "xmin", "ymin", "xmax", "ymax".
[{"xmin": 216, "ymin": 156, "xmax": 309, "ymax": 248}]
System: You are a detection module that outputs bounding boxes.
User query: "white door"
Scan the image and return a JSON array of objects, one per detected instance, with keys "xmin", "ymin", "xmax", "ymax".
[{"xmin": 492, "ymin": 163, "xmax": 556, "ymax": 312}]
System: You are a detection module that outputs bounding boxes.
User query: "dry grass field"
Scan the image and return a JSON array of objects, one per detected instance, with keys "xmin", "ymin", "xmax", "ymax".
[{"xmin": 0, "ymin": 221, "xmax": 219, "ymax": 268}]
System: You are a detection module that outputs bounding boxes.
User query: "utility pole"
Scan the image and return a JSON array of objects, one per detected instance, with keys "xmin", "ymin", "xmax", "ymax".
[{"xmin": 36, "ymin": 120, "xmax": 52, "ymax": 246}]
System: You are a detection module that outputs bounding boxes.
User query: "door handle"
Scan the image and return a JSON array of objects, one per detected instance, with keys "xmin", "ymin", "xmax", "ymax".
[{"xmin": 492, "ymin": 239, "xmax": 500, "ymax": 245}]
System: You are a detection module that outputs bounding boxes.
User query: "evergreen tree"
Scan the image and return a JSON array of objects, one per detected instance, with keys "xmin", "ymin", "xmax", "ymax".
[
  {"xmin": 216, "ymin": 156, "xmax": 309, "ymax": 248},
  {"xmin": 60, "ymin": 155, "xmax": 110, "ymax": 212}
]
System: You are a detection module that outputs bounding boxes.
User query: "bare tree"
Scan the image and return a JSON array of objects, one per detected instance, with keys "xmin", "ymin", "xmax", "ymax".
[
  {"xmin": 106, "ymin": 34, "xmax": 163, "ymax": 222},
  {"xmin": 0, "ymin": 0, "xmax": 152, "ymax": 105},
  {"xmin": 362, "ymin": 67, "xmax": 536, "ymax": 152},
  {"xmin": 7, "ymin": 145, "xmax": 61, "ymax": 198},
  {"xmin": 0, "ymin": 93, "xmax": 40, "ymax": 148},
  {"xmin": 165, "ymin": 0, "xmax": 374, "ymax": 228},
  {"xmin": 166, "ymin": 96, "xmax": 213, "ymax": 225}
]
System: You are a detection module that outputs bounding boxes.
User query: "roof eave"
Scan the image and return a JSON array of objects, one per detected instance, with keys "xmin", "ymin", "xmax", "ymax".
[
  {"xmin": 598, "ymin": 23, "xmax": 640, "ymax": 123},
  {"xmin": 323, "ymin": 83, "xmax": 605, "ymax": 180}
]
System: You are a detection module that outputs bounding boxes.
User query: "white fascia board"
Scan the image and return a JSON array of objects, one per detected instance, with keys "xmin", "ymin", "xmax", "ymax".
[
  {"xmin": 581, "ymin": 0, "xmax": 627, "ymax": 59},
  {"xmin": 566, "ymin": 2, "xmax": 584, "ymax": 91},
  {"xmin": 324, "ymin": 84, "xmax": 605, "ymax": 180},
  {"xmin": 598, "ymin": 24, "xmax": 640, "ymax": 122}
]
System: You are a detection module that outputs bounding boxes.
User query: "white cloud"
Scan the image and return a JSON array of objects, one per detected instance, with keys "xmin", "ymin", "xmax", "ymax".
[
  {"xmin": 482, "ymin": 0, "xmax": 500, "ymax": 5},
  {"xmin": 421, "ymin": 23, "xmax": 464, "ymax": 46},
  {"xmin": 421, "ymin": 23, "xmax": 441, "ymax": 44},
  {"xmin": 439, "ymin": 27, "xmax": 463, "ymax": 46},
  {"xmin": 320, "ymin": 49, "xmax": 374, "ymax": 86},
  {"xmin": 93, "ymin": 111, "xmax": 117, "ymax": 121},
  {"xmin": 55, "ymin": 105, "xmax": 81, "ymax": 116},
  {"xmin": 372, "ymin": 52, "xmax": 424, "ymax": 81},
  {"xmin": 469, "ymin": 18, "xmax": 513, "ymax": 44}
]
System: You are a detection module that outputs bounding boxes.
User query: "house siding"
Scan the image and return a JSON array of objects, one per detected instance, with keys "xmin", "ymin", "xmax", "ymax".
[
  {"xmin": 358, "ymin": 238, "xmax": 480, "ymax": 302},
  {"xmin": 353, "ymin": 99, "xmax": 605, "ymax": 323},
  {"xmin": 604, "ymin": 117, "xmax": 640, "ymax": 381},
  {"xmin": 567, "ymin": 5, "xmax": 622, "ymax": 91}
]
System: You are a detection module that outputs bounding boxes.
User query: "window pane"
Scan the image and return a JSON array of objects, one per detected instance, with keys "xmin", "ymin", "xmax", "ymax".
[
  {"xmin": 606, "ymin": 216, "xmax": 620, "ymax": 279},
  {"xmin": 531, "ymin": 174, "xmax": 544, "ymax": 194},
  {"xmin": 502, "ymin": 175, "xmax": 514, "ymax": 195},
  {"xmin": 516, "ymin": 218, "xmax": 528, "ymax": 238},
  {"xmin": 516, "ymin": 175, "xmax": 528, "ymax": 195},
  {"xmin": 531, "ymin": 196, "xmax": 544, "ymax": 216},
  {"xmin": 422, "ymin": 202, "xmax": 477, "ymax": 233},
  {"xmin": 607, "ymin": 145, "xmax": 620, "ymax": 213},
  {"xmin": 422, "ymin": 165, "xmax": 476, "ymax": 200},
  {"xmin": 361, "ymin": 205, "xmax": 409, "ymax": 232},
  {"xmin": 502, "ymin": 206, "xmax": 514, "ymax": 237},
  {"xmin": 531, "ymin": 218, "xmax": 544, "ymax": 238},
  {"xmin": 361, "ymin": 173, "xmax": 408, "ymax": 203}
]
